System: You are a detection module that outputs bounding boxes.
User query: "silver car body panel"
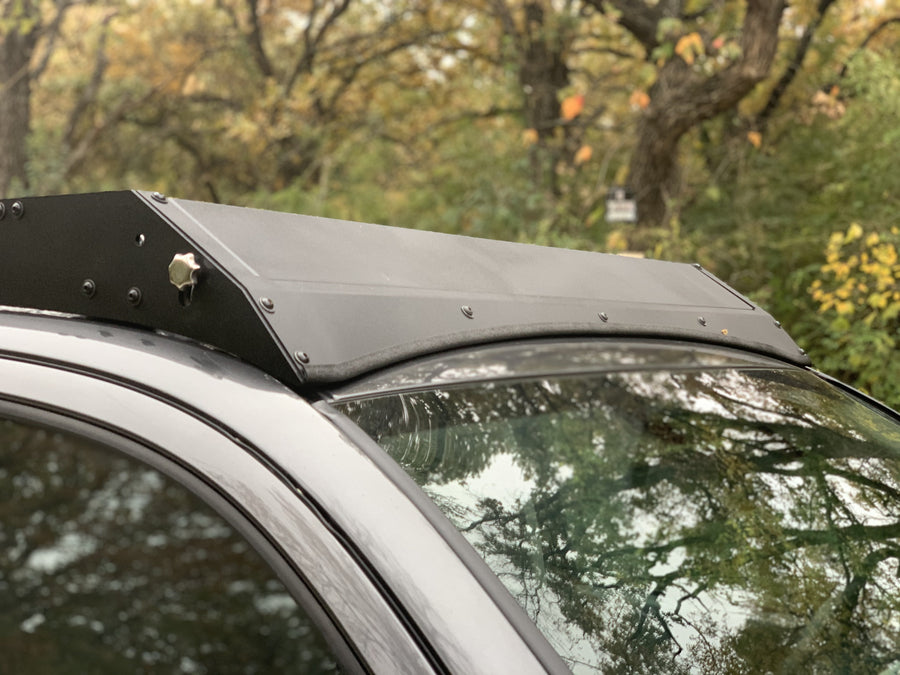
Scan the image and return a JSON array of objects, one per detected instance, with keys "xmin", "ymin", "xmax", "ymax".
[{"xmin": 0, "ymin": 310, "xmax": 552, "ymax": 674}]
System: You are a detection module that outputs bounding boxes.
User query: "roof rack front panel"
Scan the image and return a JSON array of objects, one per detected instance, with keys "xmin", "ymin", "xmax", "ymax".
[{"xmin": 0, "ymin": 190, "xmax": 809, "ymax": 390}]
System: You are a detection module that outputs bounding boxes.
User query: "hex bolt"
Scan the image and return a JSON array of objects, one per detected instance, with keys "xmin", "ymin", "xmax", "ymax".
[
  {"xmin": 598, "ymin": 312, "xmax": 609, "ymax": 323},
  {"xmin": 293, "ymin": 351, "xmax": 310, "ymax": 364},
  {"xmin": 259, "ymin": 297, "xmax": 275, "ymax": 313},
  {"xmin": 126, "ymin": 287, "xmax": 143, "ymax": 307},
  {"xmin": 10, "ymin": 201, "xmax": 24, "ymax": 219},
  {"xmin": 150, "ymin": 191, "xmax": 168, "ymax": 204},
  {"xmin": 461, "ymin": 305, "xmax": 475, "ymax": 319},
  {"xmin": 81, "ymin": 279, "xmax": 97, "ymax": 298},
  {"xmin": 697, "ymin": 316, "xmax": 708, "ymax": 327}
]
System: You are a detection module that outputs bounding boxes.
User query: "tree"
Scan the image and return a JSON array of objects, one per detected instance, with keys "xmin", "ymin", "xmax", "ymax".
[
  {"xmin": 30, "ymin": 0, "xmax": 461, "ymax": 201},
  {"xmin": 0, "ymin": 0, "xmax": 73, "ymax": 194},
  {"xmin": 578, "ymin": 0, "xmax": 787, "ymax": 229}
]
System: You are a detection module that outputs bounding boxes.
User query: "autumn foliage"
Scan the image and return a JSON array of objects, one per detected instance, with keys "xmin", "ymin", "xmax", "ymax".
[
  {"xmin": 808, "ymin": 223, "xmax": 900, "ymax": 403},
  {"xmin": 2, "ymin": 0, "xmax": 900, "ymax": 403}
]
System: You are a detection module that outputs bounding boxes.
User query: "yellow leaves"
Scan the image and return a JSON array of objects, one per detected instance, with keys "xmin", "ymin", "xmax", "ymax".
[
  {"xmin": 629, "ymin": 90, "xmax": 650, "ymax": 110},
  {"xmin": 873, "ymin": 243, "xmax": 897, "ymax": 266},
  {"xmin": 835, "ymin": 300, "xmax": 855, "ymax": 316},
  {"xmin": 812, "ymin": 222, "xmax": 900, "ymax": 328},
  {"xmin": 522, "ymin": 128, "xmax": 539, "ymax": 147},
  {"xmin": 868, "ymin": 292, "xmax": 889, "ymax": 310},
  {"xmin": 574, "ymin": 145, "xmax": 593, "ymax": 165},
  {"xmin": 674, "ymin": 32, "xmax": 703, "ymax": 65},
  {"xmin": 560, "ymin": 94, "xmax": 584, "ymax": 121},
  {"xmin": 747, "ymin": 131, "xmax": 762, "ymax": 149}
]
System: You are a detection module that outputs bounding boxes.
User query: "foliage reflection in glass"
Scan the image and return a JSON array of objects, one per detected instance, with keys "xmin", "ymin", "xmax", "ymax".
[
  {"xmin": 341, "ymin": 365, "xmax": 900, "ymax": 673},
  {"xmin": 0, "ymin": 420, "xmax": 340, "ymax": 674}
]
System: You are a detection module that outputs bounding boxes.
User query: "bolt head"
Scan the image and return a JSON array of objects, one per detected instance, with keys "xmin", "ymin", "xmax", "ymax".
[
  {"xmin": 0, "ymin": 202, "xmax": 5, "ymax": 220},
  {"xmin": 698, "ymin": 316, "xmax": 708, "ymax": 327},
  {"xmin": 461, "ymin": 305, "xmax": 474, "ymax": 319},
  {"xmin": 293, "ymin": 351, "xmax": 310, "ymax": 364},
  {"xmin": 10, "ymin": 201, "xmax": 24, "ymax": 219},
  {"xmin": 151, "ymin": 191, "xmax": 168, "ymax": 204},
  {"xmin": 259, "ymin": 297, "xmax": 275, "ymax": 313},
  {"xmin": 81, "ymin": 279, "xmax": 96, "ymax": 298},
  {"xmin": 126, "ymin": 287, "xmax": 142, "ymax": 306},
  {"xmin": 598, "ymin": 312, "xmax": 609, "ymax": 323}
]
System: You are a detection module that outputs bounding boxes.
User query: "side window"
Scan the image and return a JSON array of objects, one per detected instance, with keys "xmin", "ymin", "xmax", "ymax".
[{"xmin": 0, "ymin": 418, "xmax": 341, "ymax": 673}]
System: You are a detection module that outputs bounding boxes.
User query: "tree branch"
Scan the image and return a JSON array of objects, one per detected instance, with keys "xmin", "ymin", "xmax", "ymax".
[
  {"xmin": 838, "ymin": 15, "xmax": 900, "ymax": 79},
  {"xmin": 756, "ymin": 0, "xmax": 837, "ymax": 130}
]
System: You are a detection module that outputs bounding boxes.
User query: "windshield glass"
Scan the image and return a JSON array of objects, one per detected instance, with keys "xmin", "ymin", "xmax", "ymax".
[{"xmin": 336, "ymin": 342, "xmax": 900, "ymax": 674}]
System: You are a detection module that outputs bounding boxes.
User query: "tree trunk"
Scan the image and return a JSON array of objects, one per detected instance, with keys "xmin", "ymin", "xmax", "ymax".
[
  {"xmin": 625, "ymin": 0, "xmax": 786, "ymax": 228},
  {"xmin": 0, "ymin": 18, "xmax": 38, "ymax": 195},
  {"xmin": 497, "ymin": 1, "xmax": 570, "ymax": 196}
]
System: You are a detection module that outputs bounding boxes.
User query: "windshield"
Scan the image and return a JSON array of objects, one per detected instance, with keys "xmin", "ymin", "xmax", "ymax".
[{"xmin": 336, "ymin": 341, "xmax": 900, "ymax": 674}]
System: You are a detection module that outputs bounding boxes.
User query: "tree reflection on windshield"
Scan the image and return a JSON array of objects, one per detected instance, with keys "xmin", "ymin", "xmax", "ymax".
[{"xmin": 341, "ymin": 365, "xmax": 900, "ymax": 673}]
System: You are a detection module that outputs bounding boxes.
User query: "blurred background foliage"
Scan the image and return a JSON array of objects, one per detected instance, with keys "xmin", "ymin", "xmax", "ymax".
[{"xmin": 2, "ymin": 0, "xmax": 900, "ymax": 405}]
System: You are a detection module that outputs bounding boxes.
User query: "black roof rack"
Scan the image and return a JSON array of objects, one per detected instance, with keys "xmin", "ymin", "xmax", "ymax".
[{"xmin": 0, "ymin": 190, "xmax": 808, "ymax": 390}]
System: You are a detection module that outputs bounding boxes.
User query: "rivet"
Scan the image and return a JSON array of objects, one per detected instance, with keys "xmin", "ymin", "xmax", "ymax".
[
  {"xmin": 259, "ymin": 297, "xmax": 275, "ymax": 313},
  {"xmin": 126, "ymin": 287, "xmax": 143, "ymax": 306},
  {"xmin": 598, "ymin": 312, "xmax": 609, "ymax": 322},
  {"xmin": 698, "ymin": 316, "xmax": 708, "ymax": 327},
  {"xmin": 461, "ymin": 305, "xmax": 474, "ymax": 319},
  {"xmin": 293, "ymin": 351, "xmax": 310, "ymax": 364},
  {"xmin": 10, "ymin": 201, "xmax": 24, "ymax": 219},
  {"xmin": 81, "ymin": 279, "xmax": 96, "ymax": 298},
  {"xmin": 151, "ymin": 191, "xmax": 168, "ymax": 204},
  {"xmin": 0, "ymin": 202, "xmax": 5, "ymax": 220}
]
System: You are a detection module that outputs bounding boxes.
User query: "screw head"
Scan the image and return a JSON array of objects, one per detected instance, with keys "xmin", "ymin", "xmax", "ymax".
[
  {"xmin": 126, "ymin": 287, "xmax": 143, "ymax": 306},
  {"xmin": 259, "ymin": 297, "xmax": 275, "ymax": 313},
  {"xmin": 598, "ymin": 312, "xmax": 609, "ymax": 323},
  {"xmin": 0, "ymin": 202, "xmax": 5, "ymax": 220},
  {"xmin": 293, "ymin": 351, "xmax": 310, "ymax": 364},
  {"xmin": 774, "ymin": 320, "xmax": 782, "ymax": 328},
  {"xmin": 81, "ymin": 279, "xmax": 96, "ymax": 298},
  {"xmin": 697, "ymin": 316, "xmax": 708, "ymax": 327},
  {"xmin": 10, "ymin": 201, "xmax": 24, "ymax": 219},
  {"xmin": 150, "ymin": 191, "xmax": 168, "ymax": 204},
  {"xmin": 461, "ymin": 305, "xmax": 474, "ymax": 319}
]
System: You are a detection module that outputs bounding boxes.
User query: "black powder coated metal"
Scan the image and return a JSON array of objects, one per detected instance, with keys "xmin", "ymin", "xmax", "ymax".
[
  {"xmin": 0, "ymin": 189, "xmax": 809, "ymax": 391},
  {"xmin": 0, "ymin": 191, "xmax": 299, "ymax": 385}
]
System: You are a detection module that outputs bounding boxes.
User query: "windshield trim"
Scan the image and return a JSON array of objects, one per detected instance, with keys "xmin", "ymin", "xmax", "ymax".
[{"xmin": 328, "ymin": 338, "xmax": 797, "ymax": 402}]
